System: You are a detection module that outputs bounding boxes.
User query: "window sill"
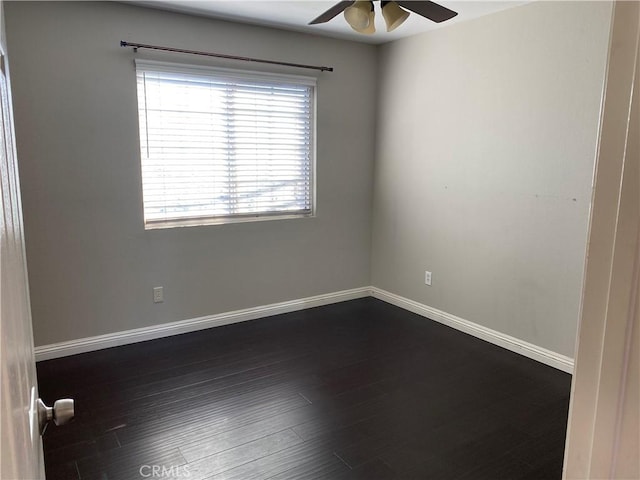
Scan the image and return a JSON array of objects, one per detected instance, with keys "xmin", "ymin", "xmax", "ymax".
[{"xmin": 144, "ymin": 212, "xmax": 315, "ymax": 230}]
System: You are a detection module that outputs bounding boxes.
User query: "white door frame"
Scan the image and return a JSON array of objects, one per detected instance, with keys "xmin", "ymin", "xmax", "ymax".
[{"xmin": 563, "ymin": 1, "xmax": 639, "ymax": 478}]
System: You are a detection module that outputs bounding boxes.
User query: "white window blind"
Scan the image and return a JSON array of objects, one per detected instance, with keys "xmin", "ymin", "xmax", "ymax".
[{"xmin": 135, "ymin": 60, "xmax": 315, "ymax": 228}]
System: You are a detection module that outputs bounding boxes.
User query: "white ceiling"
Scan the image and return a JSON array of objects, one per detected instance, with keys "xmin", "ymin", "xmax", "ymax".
[{"xmin": 134, "ymin": 1, "xmax": 529, "ymax": 44}]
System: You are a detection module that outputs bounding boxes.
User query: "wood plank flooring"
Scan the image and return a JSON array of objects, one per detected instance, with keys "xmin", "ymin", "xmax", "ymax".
[{"xmin": 37, "ymin": 298, "xmax": 571, "ymax": 480}]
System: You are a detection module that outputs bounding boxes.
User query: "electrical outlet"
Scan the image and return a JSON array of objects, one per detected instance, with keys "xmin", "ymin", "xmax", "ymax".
[
  {"xmin": 153, "ymin": 286, "xmax": 164, "ymax": 303},
  {"xmin": 425, "ymin": 271, "xmax": 432, "ymax": 286}
]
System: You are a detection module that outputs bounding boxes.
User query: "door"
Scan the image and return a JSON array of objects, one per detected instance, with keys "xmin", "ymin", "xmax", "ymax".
[{"xmin": 0, "ymin": 0, "xmax": 45, "ymax": 477}]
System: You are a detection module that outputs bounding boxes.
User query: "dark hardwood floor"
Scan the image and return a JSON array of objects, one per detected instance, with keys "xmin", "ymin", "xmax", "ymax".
[{"xmin": 37, "ymin": 298, "xmax": 571, "ymax": 480}]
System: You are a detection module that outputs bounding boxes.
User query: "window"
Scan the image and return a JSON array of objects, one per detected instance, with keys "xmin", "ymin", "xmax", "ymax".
[{"xmin": 135, "ymin": 60, "xmax": 316, "ymax": 229}]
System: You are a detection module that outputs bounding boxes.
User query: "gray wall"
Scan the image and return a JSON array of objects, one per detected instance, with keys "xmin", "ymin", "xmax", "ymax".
[
  {"xmin": 5, "ymin": 1, "xmax": 377, "ymax": 346},
  {"xmin": 371, "ymin": 1, "xmax": 612, "ymax": 357},
  {"xmin": 6, "ymin": 1, "xmax": 614, "ymax": 357}
]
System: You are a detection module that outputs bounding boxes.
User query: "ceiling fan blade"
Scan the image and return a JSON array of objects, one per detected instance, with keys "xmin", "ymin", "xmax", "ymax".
[
  {"xmin": 396, "ymin": 1, "xmax": 457, "ymax": 23},
  {"xmin": 309, "ymin": 1, "xmax": 355, "ymax": 25}
]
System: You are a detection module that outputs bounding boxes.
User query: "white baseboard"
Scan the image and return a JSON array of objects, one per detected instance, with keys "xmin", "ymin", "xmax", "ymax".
[
  {"xmin": 371, "ymin": 287, "xmax": 574, "ymax": 373},
  {"xmin": 34, "ymin": 287, "xmax": 372, "ymax": 361},
  {"xmin": 35, "ymin": 286, "xmax": 574, "ymax": 373}
]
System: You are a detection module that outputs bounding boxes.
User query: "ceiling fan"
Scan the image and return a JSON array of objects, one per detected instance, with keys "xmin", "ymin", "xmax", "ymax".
[{"xmin": 309, "ymin": 0, "xmax": 458, "ymax": 34}]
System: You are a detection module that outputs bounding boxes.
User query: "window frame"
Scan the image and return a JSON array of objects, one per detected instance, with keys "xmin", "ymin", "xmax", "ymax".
[{"xmin": 134, "ymin": 59, "xmax": 317, "ymax": 230}]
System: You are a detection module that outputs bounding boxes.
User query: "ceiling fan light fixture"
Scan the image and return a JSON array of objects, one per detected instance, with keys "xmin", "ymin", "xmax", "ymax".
[
  {"xmin": 309, "ymin": 0, "xmax": 457, "ymax": 34},
  {"xmin": 358, "ymin": 9, "xmax": 376, "ymax": 34},
  {"xmin": 382, "ymin": 1, "xmax": 409, "ymax": 32},
  {"xmin": 344, "ymin": 0, "xmax": 372, "ymax": 31}
]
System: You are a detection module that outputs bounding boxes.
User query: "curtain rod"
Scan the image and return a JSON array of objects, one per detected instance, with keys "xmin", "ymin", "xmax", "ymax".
[{"xmin": 120, "ymin": 41, "xmax": 333, "ymax": 72}]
